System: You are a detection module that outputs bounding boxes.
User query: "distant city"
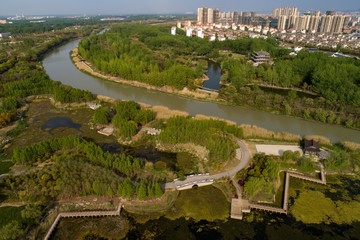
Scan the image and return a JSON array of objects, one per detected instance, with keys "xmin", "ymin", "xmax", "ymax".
[
  {"xmin": 196, "ymin": 7, "xmax": 360, "ymax": 34},
  {"xmin": 185, "ymin": 7, "xmax": 360, "ymax": 50}
]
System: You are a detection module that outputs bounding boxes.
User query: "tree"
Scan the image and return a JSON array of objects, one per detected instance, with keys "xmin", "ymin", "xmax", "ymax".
[
  {"xmin": 154, "ymin": 183, "xmax": 163, "ymax": 198},
  {"xmin": 21, "ymin": 204, "xmax": 42, "ymax": 225},
  {"xmin": 93, "ymin": 107, "xmax": 110, "ymax": 125},
  {"xmin": 0, "ymin": 221, "xmax": 24, "ymax": 240},
  {"xmin": 137, "ymin": 180, "xmax": 147, "ymax": 200}
]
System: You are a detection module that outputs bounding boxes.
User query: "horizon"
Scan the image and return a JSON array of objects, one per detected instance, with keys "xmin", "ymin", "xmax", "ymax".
[{"xmin": 0, "ymin": 0, "xmax": 359, "ymax": 16}]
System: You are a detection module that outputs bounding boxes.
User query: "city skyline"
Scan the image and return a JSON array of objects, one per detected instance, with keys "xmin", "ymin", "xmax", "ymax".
[{"xmin": 0, "ymin": 0, "xmax": 359, "ymax": 16}]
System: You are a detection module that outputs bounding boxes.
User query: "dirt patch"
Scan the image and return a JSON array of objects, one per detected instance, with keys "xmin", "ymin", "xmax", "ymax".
[{"xmin": 155, "ymin": 142, "xmax": 209, "ymax": 162}]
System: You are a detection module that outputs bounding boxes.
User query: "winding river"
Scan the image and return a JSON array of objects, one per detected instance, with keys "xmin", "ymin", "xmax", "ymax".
[{"xmin": 43, "ymin": 40, "xmax": 360, "ymax": 143}]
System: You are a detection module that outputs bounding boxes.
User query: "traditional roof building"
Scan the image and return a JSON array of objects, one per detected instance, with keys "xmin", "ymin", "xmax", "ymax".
[
  {"xmin": 303, "ymin": 139, "xmax": 321, "ymax": 155},
  {"xmin": 251, "ymin": 51, "xmax": 271, "ymax": 66}
]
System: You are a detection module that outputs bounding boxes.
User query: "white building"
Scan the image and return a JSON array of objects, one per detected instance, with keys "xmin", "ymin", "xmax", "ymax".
[
  {"xmin": 186, "ymin": 28, "xmax": 193, "ymax": 37},
  {"xmin": 197, "ymin": 28, "xmax": 204, "ymax": 38},
  {"xmin": 171, "ymin": 26, "xmax": 176, "ymax": 35}
]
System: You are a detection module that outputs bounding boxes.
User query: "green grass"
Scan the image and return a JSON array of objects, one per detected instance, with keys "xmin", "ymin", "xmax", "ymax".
[
  {"xmin": 274, "ymin": 172, "xmax": 286, "ymax": 208},
  {"xmin": 0, "ymin": 161, "xmax": 14, "ymax": 175},
  {"xmin": 0, "ymin": 206, "xmax": 25, "ymax": 228},
  {"xmin": 165, "ymin": 186, "xmax": 229, "ymax": 222}
]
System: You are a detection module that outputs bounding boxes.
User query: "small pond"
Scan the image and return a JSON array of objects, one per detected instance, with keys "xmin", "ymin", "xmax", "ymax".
[
  {"xmin": 203, "ymin": 61, "xmax": 221, "ymax": 90},
  {"xmin": 40, "ymin": 117, "xmax": 82, "ymax": 133}
]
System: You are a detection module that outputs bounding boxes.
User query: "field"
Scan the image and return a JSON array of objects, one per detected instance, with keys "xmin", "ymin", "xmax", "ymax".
[{"xmin": 165, "ymin": 186, "xmax": 230, "ymax": 221}]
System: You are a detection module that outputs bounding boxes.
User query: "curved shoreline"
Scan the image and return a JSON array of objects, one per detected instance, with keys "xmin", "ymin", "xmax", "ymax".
[
  {"xmin": 71, "ymin": 47, "xmax": 220, "ymax": 102},
  {"xmin": 71, "ymin": 46, "xmax": 360, "ymax": 136}
]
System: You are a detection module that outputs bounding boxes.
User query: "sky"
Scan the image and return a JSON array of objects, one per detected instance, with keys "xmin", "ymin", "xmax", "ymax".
[{"xmin": 0, "ymin": 0, "xmax": 359, "ymax": 16}]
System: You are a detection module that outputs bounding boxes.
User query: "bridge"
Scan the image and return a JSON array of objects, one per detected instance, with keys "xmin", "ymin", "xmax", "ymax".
[
  {"xmin": 249, "ymin": 204, "xmax": 287, "ymax": 214},
  {"xmin": 44, "ymin": 203, "xmax": 123, "ymax": 240},
  {"xmin": 195, "ymin": 85, "xmax": 219, "ymax": 93}
]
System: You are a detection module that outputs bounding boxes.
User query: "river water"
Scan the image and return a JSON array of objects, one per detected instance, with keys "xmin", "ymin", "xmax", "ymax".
[{"xmin": 42, "ymin": 40, "xmax": 360, "ymax": 143}]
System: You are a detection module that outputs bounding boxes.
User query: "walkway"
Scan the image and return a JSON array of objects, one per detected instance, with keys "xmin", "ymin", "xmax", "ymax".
[
  {"xmin": 231, "ymin": 163, "xmax": 327, "ymax": 218},
  {"xmin": 44, "ymin": 203, "xmax": 123, "ymax": 240},
  {"xmin": 164, "ymin": 140, "xmax": 251, "ymax": 190}
]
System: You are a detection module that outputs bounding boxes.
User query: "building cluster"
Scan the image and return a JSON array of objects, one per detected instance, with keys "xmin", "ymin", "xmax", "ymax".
[
  {"xmin": 197, "ymin": 6, "xmax": 360, "ymax": 35},
  {"xmin": 197, "ymin": 7, "xmax": 265, "ymax": 26},
  {"xmin": 274, "ymin": 7, "xmax": 352, "ymax": 34},
  {"xmin": 274, "ymin": 31, "xmax": 360, "ymax": 49}
]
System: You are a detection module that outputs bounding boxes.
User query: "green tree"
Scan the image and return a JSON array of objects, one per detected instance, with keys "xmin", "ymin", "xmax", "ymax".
[
  {"xmin": 92, "ymin": 107, "xmax": 110, "ymax": 124},
  {"xmin": 154, "ymin": 183, "xmax": 163, "ymax": 198},
  {"xmin": 0, "ymin": 221, "xmax": 24, "ymax": 240},
  {"xmin": 21, "ymin": 204, "xmax": 42, "ymax": 225},
  {"xmin": 137, "ymin": 180, "xmax": 147, "ymax": 200}
]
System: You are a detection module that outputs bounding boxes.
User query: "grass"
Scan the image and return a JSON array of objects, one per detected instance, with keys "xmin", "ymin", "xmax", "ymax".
[
  {"xmin": 123, "ymin": 190, "xmax": 179, "ymax": 215},
  {"xmin": 0, "ymin": 161, "xmax": 13, "ymax": 175},
  {"xmin": 240, "ymin": 124, "xmax": 301, "ymax": 142},
  {"xmin": 274, "ymin": 172, "xmax": 286, "ymax": 208},
  {"xmin": 213, "ymin": 180, "xmax": 236, "ymax": 202},
  {"xmin": 290, "ymin": 190, "xmax": 336, "ymax": 224},
  {"xmin": 165, "ymin": 186, "xmax": 229, "ymax": 222},
  {"xmin": 0, "ymin": 206, "xmax": 25, "ymax": 228}
]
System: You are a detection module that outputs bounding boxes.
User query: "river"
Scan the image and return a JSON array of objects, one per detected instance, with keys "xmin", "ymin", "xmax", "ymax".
[{"xmin": 43, "ymin": 40, "xmax": 360, "ymax": 143}]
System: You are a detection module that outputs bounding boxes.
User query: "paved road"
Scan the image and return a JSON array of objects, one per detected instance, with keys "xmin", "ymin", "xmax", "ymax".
[{"xmin": 164, "ymin": 140, "xmax": 251, "ymax": 189}]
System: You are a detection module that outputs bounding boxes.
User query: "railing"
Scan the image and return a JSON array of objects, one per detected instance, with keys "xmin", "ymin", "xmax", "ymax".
[{"xmin": 44, "ymin": 203, "xmax": 122, "ymax": 240}]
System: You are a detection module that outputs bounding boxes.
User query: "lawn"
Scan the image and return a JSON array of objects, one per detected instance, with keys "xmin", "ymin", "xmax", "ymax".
[{"xmin": 165, "ymin": 186, "xmax": 229, "ymax": 221}]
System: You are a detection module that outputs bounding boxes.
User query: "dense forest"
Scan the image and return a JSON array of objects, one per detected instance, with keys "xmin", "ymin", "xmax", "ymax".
[
  {"xmin": 0, "ymin": 18, "xmax": 102, "ymax": 34},
  {"xmin": 92, "ymin": 100, "xmax": 156, "ymax": 139},
  {"xmin": 237, "ymin": 153, "xmax": 279, "ymax": 200},
  {"xmin": 78, "ymin": 24, "xmax": 207, "ymax": 89},
  {"xmin": 1, "ymin": 136, "xmax": 163, "ymax": 202},
  {"xmin": 158, "ymin": 116, "xmax": 243, "ymax": 164}
]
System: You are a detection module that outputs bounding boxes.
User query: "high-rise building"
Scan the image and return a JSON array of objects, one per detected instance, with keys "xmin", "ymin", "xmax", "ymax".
[
  {"xmin": 198, "ymin": 7, "xmax": 221, "ymax": 24},
  {"xmin": 207, "ymin": 8, "xmax": 214, "ymax": 24},
  {"xmin": 197, "ymin": 8, "xmax": 205, "ymax": 24},
  {"xmin": 319, "ymin": 15, "xmax": 334, "ymax": 33},
  {"xmin": 213, "ymin": 8, "xmax": 220, "ymax": 23},
  {"xmin": 278, "ymin": 15, "xmax": 287, "ymax": 30},
  {"xmin": 273, "ymin": 7, "xmax": 298, "ymax": 18},
  {"xmin": 331, "ymin": 15, "xmax": 345, "ymax": 33},
  {"xmin": 309, "ymin": 15, "xmax": 321, "ymax": 32},
  {"xmin": 233, "ymin": 11, "xmax": 239, "ymax": 24}
]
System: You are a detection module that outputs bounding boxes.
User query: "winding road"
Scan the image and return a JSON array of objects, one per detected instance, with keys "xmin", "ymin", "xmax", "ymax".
[{"xmin": 164, "ymin": 140, "xmax": 251, "ymax": 190}]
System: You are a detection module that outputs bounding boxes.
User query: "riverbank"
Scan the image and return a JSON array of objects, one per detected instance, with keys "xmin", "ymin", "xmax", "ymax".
[{"xmin": 71, "ymin": 47, "xmax": 219, "ymax": 101}]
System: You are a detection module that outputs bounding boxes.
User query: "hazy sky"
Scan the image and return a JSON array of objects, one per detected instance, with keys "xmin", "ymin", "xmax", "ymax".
[{"xmin": 1, "ymin": 0, "xmax": 359, "ymax": 16}]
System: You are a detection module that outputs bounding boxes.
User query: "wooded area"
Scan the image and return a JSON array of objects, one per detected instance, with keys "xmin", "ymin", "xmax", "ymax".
[{"xmin": 158, "ymin": 116, "xmax": 243, "ymax": 164}]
